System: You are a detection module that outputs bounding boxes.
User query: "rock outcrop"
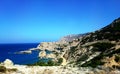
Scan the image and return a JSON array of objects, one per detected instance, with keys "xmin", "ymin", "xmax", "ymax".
[
  {"xmin": 37, "ymin": 41, "xmax": 68, "ymax": 60},
  {"xmin": 37, "ymin": 42, "xmax": 60, "ymax": 51},
  {"xmin": 59, "ymin": 33, "xmax": 88, "ymax": 43},
  {"xmin": 3, "ymin": 59, "xmax": 14, "ymax": 67},
  {"xmin": 46, "ymin": 53, "xmax": 56, "ymax": 58},
  {"xmin": 38, "ymin": 50, "xmax": 46, "ymax": 58}
]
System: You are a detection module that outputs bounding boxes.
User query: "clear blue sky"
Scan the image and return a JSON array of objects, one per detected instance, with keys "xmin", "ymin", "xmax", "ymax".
[{"xmin": 0, "ymin": 0, "xmax": 120, "ymax": 43}]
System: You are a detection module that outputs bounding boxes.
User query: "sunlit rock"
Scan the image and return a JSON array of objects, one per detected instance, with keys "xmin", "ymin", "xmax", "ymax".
[
  {"xmin": 38, "ymin": 50, "xmax": 46, "ymax": 58},
  {"xmin": 3, "ymin": 59, "xmax": 14, "ymax": 67}
]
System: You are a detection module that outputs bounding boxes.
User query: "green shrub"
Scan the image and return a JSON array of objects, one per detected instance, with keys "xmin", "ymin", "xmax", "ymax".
[
  {"xmin": 91, "ymin": 42, "xmax": 115, "ymax": 52},
  {"xmin": 27, "ymin": 61, "xmax": 48, "ymax": 66},
  {"xmin": 54, "ymin": 52, "xmax": 59, "ymax": 56},
  {"xmin": 81, "ymin": 48, "xmax": 120, "ymax": 68},
  {"xmin": 115, "ymin": 55, "xmax": 120, "ymax": 62},
  {"xmin": 76, "ymin": 54, "xmax": 89, "ymax": 65},
  {"xmin": 105, "ymin": 48, "xmax": 120, "ymax": 57},
  {"xmin": 0, "ymin": 66, "xmax": 6, "ymax": 73},
  {"xmin": 37, "ymin": 61, "xmax": 47, "ymax": 66},
  {"xmin": 8, "ymin": 68, "xmax": 17, "ymax": 72},
  {"xmin": 27, "ymin": 58, "xmax": 63, "ymax": 66},
  {"xmin": 58, "ymin": 58, "xmax": 63, "ymax": 64},
  {"xmin": 63, "ymin": 44, "xmax": 67, "ymax": 47},
  {"xmin": 70, "ymin": 46, "xmax": 77, "ymax": 53},
  {"xmin": 68, "ymin": 61, "xmax": 74, "ymax": 64},
  {"xmin": 81, "ymin": 53, "xmax": 105, "ymax": 68},
  {"xmin": 48, "ymin": 60, "xmax": 55, "ymax": 66},
  {"xmin": 55, "ymin": 58, "xmax": 63, "ymax": 66}
]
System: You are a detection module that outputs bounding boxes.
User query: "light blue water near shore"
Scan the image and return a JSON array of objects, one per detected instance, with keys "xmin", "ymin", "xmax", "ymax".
[{"xmin": 0, "ymin": 43, "xmax": 40, "ymax": 64}]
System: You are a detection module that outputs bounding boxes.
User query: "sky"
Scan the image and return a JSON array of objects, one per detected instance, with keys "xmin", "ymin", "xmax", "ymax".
[{"xmin": 0, "ymin": 0, "xmax": 120, "ymax": 43}]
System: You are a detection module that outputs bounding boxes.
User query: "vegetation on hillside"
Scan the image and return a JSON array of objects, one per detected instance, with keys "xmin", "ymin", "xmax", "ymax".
[
  {"xmin": 80, "ymin": 43, "xmax": 119, "ymax": 68},
  {"xmin": 27, "ymin": 58, "xmax": 63, "ymax": 66},
  {"xmin": 80, "ymin": 18, "xmax": 120, "ymax": 44},
  {"xmin": 91, "ymin": 42, "xmax": 115, "ymax": 52},
  {"xmin": 0, "ymin": 66, "xmax": 6, "ymax": 73},
  {"xmin": 0, "ymin": 66, "xmax": 17, "ymax": 73}
]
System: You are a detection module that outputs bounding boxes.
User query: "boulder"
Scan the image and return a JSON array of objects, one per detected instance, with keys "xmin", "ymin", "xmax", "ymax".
[
  {"xmin": 46, "ymin": 53, "xmax": 56, "ymax": 58},
  {"xmin": 3, "ymin": 59, "xmax": 14, "ymax": 67},
  {"xmin": 37, "ymin": 42, "xmax": 58, "ymax": 51},
  {"xmin": 43, "ymin": 69, "xmax": 54, "ymax": 74},
  {"xmin": 38, "ymin": 51, "xmax": 46, "ymax": 58}
]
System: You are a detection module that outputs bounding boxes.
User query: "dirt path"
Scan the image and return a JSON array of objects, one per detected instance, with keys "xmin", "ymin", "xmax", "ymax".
[{"xmin": 61, "ymin": 56, "xmax": 67, "ymax": 66}]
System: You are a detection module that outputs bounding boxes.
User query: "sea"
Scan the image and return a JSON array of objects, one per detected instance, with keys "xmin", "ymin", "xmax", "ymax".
[{"xmin": 0, "ymin": 43, "xmax": 40, "ymax": 65}]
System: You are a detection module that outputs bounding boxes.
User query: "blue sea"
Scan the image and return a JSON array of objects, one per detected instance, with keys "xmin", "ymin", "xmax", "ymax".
[{"xmin": 0, "ymin": 43, "xmax": 40, "ymax": 65}]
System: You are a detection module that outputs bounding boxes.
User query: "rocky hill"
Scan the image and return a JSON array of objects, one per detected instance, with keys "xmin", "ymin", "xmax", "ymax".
[
  {"xmin": 36, "ymin": 17, "xmax": 120, "ymax": 74},
  {"xmin": 80, "ymin": 17, "xmax": 120, "ymax": 44},
  {"xmin": 63, "ymin": 17, "xmax": 120, "ymax": 69},
  {"xmin": 37, "ymin": 17, "xmax": 120, "ymax": 69},
  {"xmin": 59, "ymin": 33, "xmax": 88, "ymax": 43}
]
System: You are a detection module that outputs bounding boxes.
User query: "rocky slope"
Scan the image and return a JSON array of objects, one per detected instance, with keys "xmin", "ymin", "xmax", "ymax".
[
  {"xmin": 37, "ymin": 34, "xmax": 87, "ymax": 60},
  {"xmin": 63, "ymin": 17, "xmax": 120, "ymax": 69},
  {"xmin": 37, "ymin": 17, "xmax": 120, "ymax": 69}
]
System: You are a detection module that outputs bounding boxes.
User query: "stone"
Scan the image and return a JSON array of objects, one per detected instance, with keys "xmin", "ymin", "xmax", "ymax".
[
  {"xmin": 38, "ymin": 50, "xmax": 46, "ymax": 58},
  {"xmin": 43, "ymin": 69, "xmax": 54, "ymax": 74},
  {"xmin": 3, "ymin": 59, "xmax": 14, "ymax": 67},
  {"xmin": 46, "ymin": 53, "xmax": 56, "ymax": 58}
]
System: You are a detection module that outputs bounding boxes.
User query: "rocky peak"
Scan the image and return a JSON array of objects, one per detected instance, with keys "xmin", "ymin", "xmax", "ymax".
[
  {"xmin": 3, "ymin": 59, "xmax": 14, "ymax": 67},
  {"xmin": 59, "ymin": 33, "xmax": 88, "ymax": 43},
  {"xmin": 79, "ymin": 17, "xmax": 120, "ymax": 45},
  {"xmin": 101, "ymin": 17, "xmax": 120, "ymax": 31}
]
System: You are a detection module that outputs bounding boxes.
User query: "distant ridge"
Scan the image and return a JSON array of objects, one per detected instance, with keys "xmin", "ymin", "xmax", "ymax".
[{"xmin": 59, "ymin": 33, "xmax": 89, "ymax": 42}]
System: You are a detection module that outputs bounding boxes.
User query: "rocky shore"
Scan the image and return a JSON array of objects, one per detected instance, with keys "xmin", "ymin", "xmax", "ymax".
[
  {"xmin": 0, "ymin": 59, "xmax": 89, "ymax": 74},
  {"xmin": 1, "ymin": 59, "xmax": 120, "ymax": 74},
  {"xmin": 15, "ymin": 48, "xmax": 40, "ymax": 54}
]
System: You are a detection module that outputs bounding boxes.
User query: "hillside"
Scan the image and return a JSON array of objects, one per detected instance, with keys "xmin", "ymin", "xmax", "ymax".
[{"xmin": 63, "ymin": 17, "xmax": 120, "ymax": 69}]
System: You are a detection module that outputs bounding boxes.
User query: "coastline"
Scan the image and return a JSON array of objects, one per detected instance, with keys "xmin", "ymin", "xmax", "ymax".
[{"xmin": 0, "ymin": 43, "xmax": 40, "ymax": 65}]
